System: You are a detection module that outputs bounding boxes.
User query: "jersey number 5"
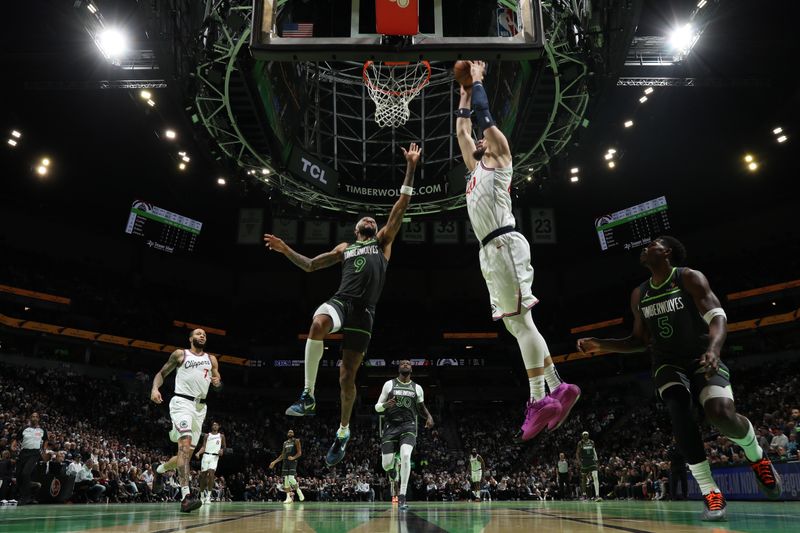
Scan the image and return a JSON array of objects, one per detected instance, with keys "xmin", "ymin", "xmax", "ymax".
[{"xmin": 657, "ymin": 316, "xmax": 674, "ymax": 338}]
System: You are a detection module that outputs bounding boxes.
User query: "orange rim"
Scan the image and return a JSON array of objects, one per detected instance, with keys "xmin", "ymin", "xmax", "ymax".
[{"xmin": 363, "ymin": 60, "xmax": 431, "ymax": 97}]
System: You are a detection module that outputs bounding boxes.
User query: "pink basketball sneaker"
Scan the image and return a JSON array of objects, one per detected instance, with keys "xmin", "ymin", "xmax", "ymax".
[
  {"xmin": 547, "ymin": 383, "xmax": 582, "ymax": 431},
  {"xmin": 520, "ymin": 396, "xmax": 562, "ymax": 441}
]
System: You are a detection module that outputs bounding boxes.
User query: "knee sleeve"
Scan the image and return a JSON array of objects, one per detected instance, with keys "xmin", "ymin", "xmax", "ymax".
[
  {"xmin": 662, "ymin": 386, "xmax": 706, "ymax": 464},
  {"xmin": 382, "ymin": 453, "xmax": 395, "ymax": 471},
  {"xmin": 400, "ymin": 444, "xmax": 412, "ymax": 464}
]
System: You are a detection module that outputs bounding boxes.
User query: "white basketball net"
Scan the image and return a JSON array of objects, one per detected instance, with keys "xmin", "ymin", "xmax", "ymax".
[{"xmin": 363, "ymin": 61, "xmax": 431, "ymax": 128}]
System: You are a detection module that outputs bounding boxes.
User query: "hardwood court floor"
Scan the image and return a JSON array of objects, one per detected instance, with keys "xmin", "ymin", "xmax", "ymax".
[{"xmin": 1, "ymin": 500, "xmax": 798, "ymax": 532}]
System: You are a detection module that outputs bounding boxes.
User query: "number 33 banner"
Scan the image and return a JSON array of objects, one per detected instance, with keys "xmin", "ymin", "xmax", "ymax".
[{"xmin": 530, "ymin": 208, "xmax": 557, "ymax": 244}]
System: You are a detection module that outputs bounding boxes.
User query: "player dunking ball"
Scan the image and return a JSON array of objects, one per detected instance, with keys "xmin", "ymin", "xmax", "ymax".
[
  {"xmin": 455, "ymin": 61, "xmax": 580, "ymax": 440},
  {"xmin": 576, "ymin": 431, "xmax": 601, "ymax": 502},
  {"xmin": 468, "ymin": 448, "xmax": 486, "ymax": 502},
  {"xmin": 375, "ymin": 360, "xmax": 434, "ymax": 511},
  {"xmin": 264, "ymin": 143, "xmax": 421, "ymax": 466},
  {"xmin": 150, "ymin": 328, "xmax": 221, "ymax": 512},
  {"xmin": 269, "ymin": 430, "xmax": 304, "ymax": 504},
  {"xmin": 194, "ymin": 421, "xmax": 226, "ymax": 504},
  {"xmin": 577, "ymin": 237, "xmax": 782, "ymax": 521}
]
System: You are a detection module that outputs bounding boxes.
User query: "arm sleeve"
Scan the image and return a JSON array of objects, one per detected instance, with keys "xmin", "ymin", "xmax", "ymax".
[
  {"xmin": 416, "ymin": 384, "xmax": 425, "ymax": 403},
  {"xmin": 374, "ymin": 381, "xmax": 393, "ymax": 412}
]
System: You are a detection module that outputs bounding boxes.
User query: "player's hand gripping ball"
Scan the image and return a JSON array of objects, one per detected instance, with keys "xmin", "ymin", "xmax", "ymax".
[{"xmin": 453, "ymin": 60, "xmax": 473, "ymax": 88}]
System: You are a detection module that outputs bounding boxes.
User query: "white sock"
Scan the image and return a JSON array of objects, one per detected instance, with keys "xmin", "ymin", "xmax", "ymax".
[
  {"xmin": 156, "ymin": 464, "xmax": 166, "ymax": 474},
  {"xmin": 688, "ymin": 461, "xmax": 719, "ymax": 495},
  {"xmin": 543, "ymin": 363, "xmax": 563, "ymax": 391},
  {"xmin": 399, "ymin": 444, "xmax": 413, "ymax": 496},
  {"xmin": 592, "ymin": 471, "xmax": 600, "ymax": 498},
  {"xmin": 181, "ymin": 486, "xmax": 190, "ymax": 499},
  {"xmin": 304, "ymin": 339, "xmax": 324, "ymax": 395},
  {"xmin": 504, "ymin": 313, "xmax": 549, "ymax": 400},
  {"xmin": 529, "ymin": 375, "xmax": 546, "ymax": 401},
  {"xmin": 728, "ymin": 420, "xmax": 764, "ymax": 463},
  {"xmin": 337, "ymin": 424, "xmax": 349, "ymax": 438}
]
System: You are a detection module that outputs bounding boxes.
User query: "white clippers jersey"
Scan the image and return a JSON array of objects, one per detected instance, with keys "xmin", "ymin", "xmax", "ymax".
[
  {"xmin": 204, "ymin": 432, "xmax": 222, "ymax": 454},
  {"xmin": 465, "ymin": 161, "xmax": 516, "ymax": 242},
  {"xmin": 174, "ymin": 349, "xmax": 212, "ymax": 399}
]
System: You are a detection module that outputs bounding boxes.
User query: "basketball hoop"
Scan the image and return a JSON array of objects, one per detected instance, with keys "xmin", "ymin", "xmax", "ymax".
[{"xmin": 363, "ymin": 60, "xmax": 431, "ymax": 128}]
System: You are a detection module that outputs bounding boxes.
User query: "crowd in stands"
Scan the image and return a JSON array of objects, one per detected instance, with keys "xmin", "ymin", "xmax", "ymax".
[{"xmin": 0, "ymin": 354, "xmax": 797, "ymax": 504}]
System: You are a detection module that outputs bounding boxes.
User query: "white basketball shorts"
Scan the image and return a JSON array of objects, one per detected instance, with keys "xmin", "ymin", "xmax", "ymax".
[
  {"xmin": 168, "ymin": 396, "xmax": 207, "ymax": 446},
  {"xmin": 478, "ymin": 231, "xmax": 539, "ymax": 320}
]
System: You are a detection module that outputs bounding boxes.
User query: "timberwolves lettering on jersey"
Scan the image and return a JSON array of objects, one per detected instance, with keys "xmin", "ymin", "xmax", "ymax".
[
  {"xmin": 386, "ymin": 379, "xmax": 420, "ymax": 427},
  {"xmin": 638, "ymin": 268, "xmax": 708, "ymax": 363},
  {"xmin": 465, "ymin": 162, "xmax": 515, "ymax": 242},
  {"xmin": 334, "ymin": 239, "xmax": 388, "ymax": 307},
  {"xmin": 175, "ymin": 350, "xmax": 212, "ymax": 399}
]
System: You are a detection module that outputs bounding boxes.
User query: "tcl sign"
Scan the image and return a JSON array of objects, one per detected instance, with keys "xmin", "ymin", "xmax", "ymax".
[
  {"xmin": 289, "ymin": 147, "xmax": 339, "ymax": 195},
  {"xmin": 301, "ymin": 157, "xmax": 329, "ymax": 185}
]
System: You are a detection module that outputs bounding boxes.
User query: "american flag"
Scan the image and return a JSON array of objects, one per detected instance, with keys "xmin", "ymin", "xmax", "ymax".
[{"xmin": 282, "ymin": 22, "xmax": 314, "ymax": 38}]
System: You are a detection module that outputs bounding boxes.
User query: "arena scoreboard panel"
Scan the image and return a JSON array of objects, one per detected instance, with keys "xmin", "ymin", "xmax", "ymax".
[
  {"xmin": 595, "ymin": 196, "xmax": 671, "ymax": 252},
  {"xmin": 124, "ymin": 200, "xmax": 202, "ymax": 253}
]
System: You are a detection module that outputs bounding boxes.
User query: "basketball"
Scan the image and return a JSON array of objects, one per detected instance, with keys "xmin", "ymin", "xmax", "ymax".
[{"xmin": 454, "ymin": 60, "xmax": 473, "ymax": 88}]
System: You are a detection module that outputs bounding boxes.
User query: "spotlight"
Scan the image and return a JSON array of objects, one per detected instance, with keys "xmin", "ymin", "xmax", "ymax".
[
  {"xmin": 773, "ymin": 127, "xmax": 783, "ymax": 135},
  {"xmin": 41, "ymin": 158, "xmax": 50, "ymax": 167},
  {"xmin": 777, "ymin": 135, "xmax": 788, "ymax": 143},
  {"xmin": 178, "ymin": 151, "xmax": 186, "ymax": 156},
  {"xmin": 87, "ymin": 3, "xmax": 98, "ymax": 14},
  {"xmin": 744, "ymin": 154, "xmax": 753, "ymax": 163},
  {"xmin": 604, "ymin": 153, "xmax": 613, "ymax": 160},
  {"xmin": 608, "ymin": 161, "xmax": 616, "ymax": 169},
  {"xmin": 11, "ymin": 130, "xmax": 21, "ymax": 138},
  {"xmin": 164, "ymin": 129, "xmax": 176, "ymax": 140},
  {"xmin": 607, "ymin": 148, "xmax": 617, "ymax": 154},
  {"xmin": 697, "ymin": 0, "xmax": 707, "ymax": 8},
  {"xmin": 526, "ymin": 176, "xmax": 532, "ymax": 182},
  {"xmin": 570, "ymin": 167, "xmax": 579, "ymax": 174},
  {"xmin": 146, "ymin": 99, "xmax": 155, "ymax": 107},
  {"xmin": 639, "ymin": 96, "xmax": 648, "ymax": 103},
  {"xmin": 570, "ymin": 176, "xmax": 579, "ymax": 183},
  {"xmin": 527, "ymin": 167, "xmax": 533, "ymax": 172},
  {"xmin": 669, "ymin": 23, "xmax": 695, "ymax": 52},
  {"xmin": 7, "ymin": 139, "xmax": 17, "ymax": 147},
  {"xmin": 181, "ymin": 156, "xmax": 190, "ymax": 163},
  {"xmin": 624, "ymin": 120, "xmax": 634, "ymax": 128},
  {"xmin": 262, "ymin": 168, "xmax": 270, "ymax": 175},
  {"xmin": 96, "ymin": 28, "xmax": 128, "ymax": 61},
  {"xmin": 217, "ymin": 177, "xmax": 227, "ymax": 185},
  {"xmin": 644, "ymin": 87, "xmax": 654, "ymax": 95},
  {"xmin": 178, "ymin": 163, "xmax": 186, "ymax": 170},
  {"xmin": 36, "ymin": 165, "xmax": 48, "ymax": 176},
  {"xmin": 140, "ymin": 90, "xmax": 152, "ymax": 100},
  {"xmin": 747, "ymin": 162, "xmax": 758, "ymax": 171}
]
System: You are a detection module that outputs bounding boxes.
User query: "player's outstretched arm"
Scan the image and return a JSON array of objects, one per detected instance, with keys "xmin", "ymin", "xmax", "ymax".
[
  {"xmin": 469, "ymin": 61, "xmax": 511, "ymax": 166},
  {"xmin": 456, "ymin": 87, "xmax": 478, "ymax": 172},
  {"xmin": 682, "ymin": 268, "xmax": 727, "ymax": 377},
  {"xmin": 264, "ymin": 233, "xmax": 346, "ymax": 272},
  {"xmin": 419, "ymin": 402, "xmax": 435, "ymax": 429},
  {"xmin": 377, "ymin": 143, "xmax": 421, "ymax": 256},
  {"xmin": 210, "ymin": 355, "xmax": 222, "ymax": 388},
  {"xmin": 150, "ymin": 349, "xmax": 182, "ymax": 404},
  {"xmin": 576, "ymin": 287, "xmax": 649, "ymax": 355}
]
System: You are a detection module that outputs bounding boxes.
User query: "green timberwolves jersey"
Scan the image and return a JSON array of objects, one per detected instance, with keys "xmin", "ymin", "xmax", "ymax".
[
  {"xmin": 638, "ymin": 267, "xmax": 708, "ymax": 362},
  {"xmin": 580, "ymin": 439, "xmax": 597, "ymax": 466},
  {"xmin": 386, "ymin": 378, "xmax": 420, "ymax": 426},
  {"xmin": 334, "ymin": 238, "xmax": 388, "ymax": 307}
]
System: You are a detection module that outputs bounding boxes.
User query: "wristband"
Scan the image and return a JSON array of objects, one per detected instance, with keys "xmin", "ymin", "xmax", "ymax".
[
  {"xmin": 400, "ymin": 185, "xmax": 414, "ymax": 196},
  {"xmin": 455, "ymin": 108, "xmax": 472, "ymax": 118}
]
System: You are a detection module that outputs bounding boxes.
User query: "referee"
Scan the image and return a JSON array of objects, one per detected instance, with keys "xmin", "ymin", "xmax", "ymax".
[{"xmin": 11, "ymin": 412, "xmax": 48, "ymax": 505}]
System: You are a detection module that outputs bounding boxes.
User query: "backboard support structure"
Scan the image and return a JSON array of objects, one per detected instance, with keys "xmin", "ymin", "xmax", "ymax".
[{"xmin": 251, "ymin": 0, "xmax": 545, "ymax": 61}]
